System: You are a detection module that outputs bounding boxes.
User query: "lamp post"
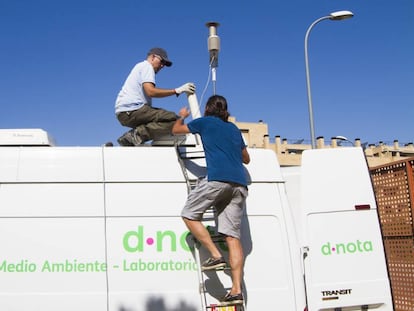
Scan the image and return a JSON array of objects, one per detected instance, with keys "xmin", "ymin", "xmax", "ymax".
[
  {"xmin": 304, "ymin": 10, "xmax": 354, "ymax": 148},
  {"xmin": 333, "ymin": 135, "xmax": 355, "ymax": 146}
]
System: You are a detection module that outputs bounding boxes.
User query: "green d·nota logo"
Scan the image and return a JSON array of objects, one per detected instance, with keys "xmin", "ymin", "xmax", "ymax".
[
  {"xmin": 321, "ymin": 240, "xmax": 373, "ymax": 255},
  {"xmin": 123, "ymin": 226, "xmax": 193, "ymax": 253}
]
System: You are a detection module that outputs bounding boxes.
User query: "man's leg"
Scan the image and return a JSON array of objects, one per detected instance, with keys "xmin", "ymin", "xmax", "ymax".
[
  {"xmin": 143, "ymin": 108, "xmax": 177, "ymax": 140},
  {"xmin": 226, "ymin": 236, "xmax": 244, "ymax": 295},
  {"xmin": 217, "ymin": 185, "xmax": 247, "ymax": 297},
  {"xmin": 182, "ymin": 179, "xmax": 227, "ymax": 270},
  {"xmin": 116, "ymin": 109, "xmax": 149, "ymax": 144},
  {"xmin": 118, "ymin": 105, "xmax": 176, "ymax": 141},
  {"xmin": 183, "ymin": 218, "xmax": 222, "ymax": 260},
  {"xmin": 130, "ymin": 106, "xmax": 177, "ymax": 140}
]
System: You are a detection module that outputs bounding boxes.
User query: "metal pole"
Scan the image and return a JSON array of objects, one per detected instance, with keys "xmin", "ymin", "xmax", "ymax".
[
  {"xmin": 304, "ymin": 16, "xmax": 330, "ymax": 149},
  {"xmin": 212, "ymin": 67, "xmax": 217, "ymax": 95}
]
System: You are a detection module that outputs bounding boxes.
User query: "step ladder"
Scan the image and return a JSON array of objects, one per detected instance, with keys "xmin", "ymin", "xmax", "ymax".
[
  {"xmin": 193, "ymin": 212, "xmax": 246, "ymax": 311},
  {"xmin": 175, "ymin": 140, "xmax": 246, "ymax": 311},
  {"xmin": 174, "ymin": 139, "xmax": 206, "ymax": 193}
]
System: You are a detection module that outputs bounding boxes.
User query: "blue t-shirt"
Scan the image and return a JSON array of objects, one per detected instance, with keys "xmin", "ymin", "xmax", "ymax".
[{"xmin": 187, "ymin": 116, "xmax": 247, "ymax": 186}]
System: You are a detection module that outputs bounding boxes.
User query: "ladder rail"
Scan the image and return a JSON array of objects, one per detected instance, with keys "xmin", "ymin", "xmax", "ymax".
[
  {"xmin": 175, "ymin": 143, "xmax": 196, "ymax": 193},
  {"xmin": 194, "ymin": 238, "xmax": 209, "ymax": 310}
]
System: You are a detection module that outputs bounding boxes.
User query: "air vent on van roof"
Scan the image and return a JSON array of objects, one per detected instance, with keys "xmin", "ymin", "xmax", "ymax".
[{"xmin": 0, "ymin": 129, "xmax": 56, "ymax": 146}]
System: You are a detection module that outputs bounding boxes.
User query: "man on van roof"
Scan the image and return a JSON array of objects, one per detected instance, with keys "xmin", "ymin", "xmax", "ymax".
[
  {"xmin": 172, "ymin": 95, "xmax": 250, "ymax": 306},
  {"xmin": 115, "ymin": 47, "xmax": 195, "ymax": 146}
]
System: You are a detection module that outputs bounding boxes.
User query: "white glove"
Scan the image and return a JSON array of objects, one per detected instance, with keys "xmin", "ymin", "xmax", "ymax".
[{"xmin": 175, "ymin": 82, "xmax": 195, "ymax": 95}]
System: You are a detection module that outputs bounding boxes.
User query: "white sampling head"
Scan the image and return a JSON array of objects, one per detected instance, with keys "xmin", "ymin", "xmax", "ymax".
[{"xmin": 206, "ymin": 21, "xmax": 220, "ymax": 68}]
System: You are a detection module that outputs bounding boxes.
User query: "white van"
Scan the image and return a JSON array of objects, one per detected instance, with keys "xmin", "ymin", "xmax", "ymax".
[{"xmin": 0, "ymin": 129, "xmax": 394, "ymax": 311}]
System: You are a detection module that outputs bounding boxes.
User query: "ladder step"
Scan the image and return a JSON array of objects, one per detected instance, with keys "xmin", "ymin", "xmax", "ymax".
[
  {"xmin": 207, "ymin": 305, "xmax": 244, "ymax": 311},
  {"xmin": 191, "ymin": 233, "xmax": 225, "ymax": 244},
  {"xmin": 201, "ymin": 210, "xmax": 217, "ymax": 223},
  {"xmin": 202, "ymin": 265, "xmax": 231, "ymax": 272},
  {"xmin": 180, "ymin": 155, "xmax": 206, "ymax": 160}
]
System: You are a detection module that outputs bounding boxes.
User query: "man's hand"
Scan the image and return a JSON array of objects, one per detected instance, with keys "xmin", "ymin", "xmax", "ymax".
[
  {"xmin": 175, "ymin": 82, "xmax": 195, "ymax": 95},
  {"xmin": 172, "ymin": 107, "xmax": 191, "ymax": 135},
  {"xmin": 178, "ymin": 107, "xmax": 190, "ymax": 119}
]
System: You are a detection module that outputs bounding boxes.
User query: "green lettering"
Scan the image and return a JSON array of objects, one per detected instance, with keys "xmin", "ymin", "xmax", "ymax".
[
  {"xmin": 156, "ymin": 230, "xmax": 176, "ymax": 252},
  {"xmin": 363, "ymin": 241, "xmax": 373, "ymax": 251},
  {"xmin": 336, "ymin": 243, "xmax": 346, "ymax": 254},
  {"xmin": 180, "ymin": 231, "xmax": 193, "ymax": 251},
  {"xmin": 123, "ymin": 226, "xmax": 144, "ymax": 252},
  {"xmin": 321, "ymin": 242, "xmax": 332, "ymax": 255},
  {"xmin": 346, "ymin": 243, "xmax": 357, "ymax": 253}
]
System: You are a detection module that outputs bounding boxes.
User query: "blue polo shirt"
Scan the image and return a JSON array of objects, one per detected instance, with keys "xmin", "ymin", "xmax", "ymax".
[{"xmin": 187, "ymin": 116, "xmax": 247, "ymax": 186}]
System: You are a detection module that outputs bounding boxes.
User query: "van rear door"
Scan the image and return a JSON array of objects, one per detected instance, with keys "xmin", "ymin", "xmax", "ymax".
[{"xmin": 301, "ymin": 148, "xmax": 394, "ymax": 311}]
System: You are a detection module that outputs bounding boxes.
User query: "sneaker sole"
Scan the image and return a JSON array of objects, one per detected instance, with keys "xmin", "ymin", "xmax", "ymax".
[
  {"xmin": 201, "ymin": 262, "xmax": 226, "ymax": 271},
  {"xmin": 117, "ymin": 135, "xmax": 134, "ymax": 146},
  {"xmin": 117, "ymin": 139, "xmax": 134, "ymax": 146}
]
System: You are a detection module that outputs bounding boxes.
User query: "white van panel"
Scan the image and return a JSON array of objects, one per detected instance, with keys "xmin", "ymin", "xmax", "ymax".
[
  {"xmin": 103, "ymin": 183, "xmax": 300, "ymax": 310},
  {"xmin": 0, "ymin": 294, "xmax": 106, "ymax": 311},
  {"xmin": 240, "ymin": 216, "xmax": 299, "ymax": 310},
  {"xmin": 243, "ymin": 183, "xmax": 302, "ymax": 310},
  {"xmin": 7, "ymin": 147, "xmax": 104, "ymax": 182},
  {"xmin": 307, "ymin": 210, "xmax": 388, "ymax": 282},
  {"xmin": 301, "ymin": 147, "xmax": 393, "ymax": 311},
  {"xmin": 0, "ymin": 145, "xmax": 302, "ymax": 310},
  {"xmin": 0, "ymin": 218, "xmax": 107, "ymax": 311},
  {"xmin": 301, "ymin": 147, "xmax": 375, "ymax": 213},
  {"xmin": 103, "ymin": 147, "xmax": 284, "ymax": 183},
  {"xmin": 243, "ymin": 148, "xmax": 284, "ymax": 182},
  {"xmin": 0, "ymin": 183, "xmax": 104, "ymax": 217},
  {"xmin": 105, "ymin": 183, "xmax": 188, "ymax": 217},
  {"xmin": 105, "ymin": 216, "xmax": 200, "ymax": 310},
  {"xmin": 305, "ymin": 209, "xmax": 393, "ymax": 309},
  {"xmin": 0, "ymin": 148, "xmax": 19, "ymax": 180},
  {"xmin": 281, "ymin": 166, "xmax": 303, "ymax": 245},
  {"xmin": 103, "ymin": 147, "xmax": 185, "ymax": 182}
]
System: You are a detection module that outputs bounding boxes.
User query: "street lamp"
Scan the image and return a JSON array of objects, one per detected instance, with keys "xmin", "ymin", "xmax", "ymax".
[
  {"xmin": 304, "ymin": 10, "xmax": 354, "ymax": 148},
  {"xmin": 333, "ymin": 135, "xmax": 354, "ymax": 146}
]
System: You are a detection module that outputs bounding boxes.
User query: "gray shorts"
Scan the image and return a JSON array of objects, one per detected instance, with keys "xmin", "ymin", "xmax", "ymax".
[{"xmin": 181, "ymin": 177, "xmax": 248, "ymax": 239}]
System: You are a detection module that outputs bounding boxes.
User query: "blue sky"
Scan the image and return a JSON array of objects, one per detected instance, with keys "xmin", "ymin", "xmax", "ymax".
[{"xmin": 1, "ymin": 0, "xmax": 413, "ymax": 146}]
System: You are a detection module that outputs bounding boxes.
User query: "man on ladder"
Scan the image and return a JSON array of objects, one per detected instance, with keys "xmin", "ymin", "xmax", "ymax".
[{"xmin": 172, "ymin": 95, "xmax": 250, "ymax": 307}]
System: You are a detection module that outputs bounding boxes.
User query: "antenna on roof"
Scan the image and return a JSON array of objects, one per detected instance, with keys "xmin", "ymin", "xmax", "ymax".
[{"xmin": 206, "ymin": 22, "xmax": 220, "ymax": 94}]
